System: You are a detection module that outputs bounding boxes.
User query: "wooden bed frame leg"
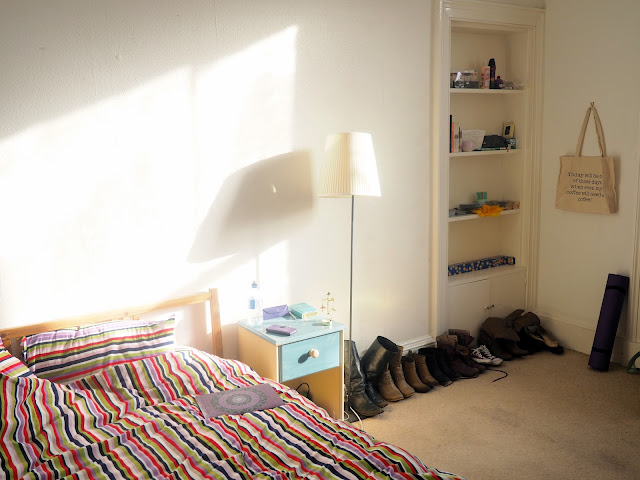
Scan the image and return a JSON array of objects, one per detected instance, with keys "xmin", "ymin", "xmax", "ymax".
[{"xmin": 209, "ymin": 288, "xmax": 223, "ymax": 357}]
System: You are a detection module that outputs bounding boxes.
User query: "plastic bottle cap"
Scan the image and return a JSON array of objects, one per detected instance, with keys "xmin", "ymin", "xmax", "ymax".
[{"xmin": 252, "ymin": 281, "xmax": 258, "ymax": 288}]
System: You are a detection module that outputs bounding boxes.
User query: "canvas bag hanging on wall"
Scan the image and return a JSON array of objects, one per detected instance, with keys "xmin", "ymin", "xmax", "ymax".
[{"xmin": 556, "ymin": 102, "xmax": 617, "ymax": 214}]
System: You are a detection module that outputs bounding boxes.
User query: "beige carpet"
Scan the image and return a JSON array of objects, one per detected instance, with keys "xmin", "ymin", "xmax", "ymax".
[{"xmin": 360, "ymin": 349, "xmax": 640, "ymax": 480}]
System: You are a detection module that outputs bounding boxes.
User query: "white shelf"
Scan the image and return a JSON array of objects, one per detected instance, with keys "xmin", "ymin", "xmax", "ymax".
[
  {"xmin": 448, "ymin": 264, "xmax": 526, "ymax": 287},
  {"xmin": 450, "ymin": 149, "xmax": 519, "ymax": 158},
  {"xmin": 448, "ymin": 208, "xmax": 520, "ymax": 223},
  {"xmin": 450, "ymin": 88, "xmax": 523, "ymax": 95},
  {"xmin": 434, "ymin": 0, "xmax": 543, "ymax": 340}
]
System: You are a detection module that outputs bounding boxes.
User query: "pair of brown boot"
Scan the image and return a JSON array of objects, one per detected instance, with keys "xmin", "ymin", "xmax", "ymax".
[
  {"xmin": 377, "ymin": 347, "xmax": 439, "ymax": 402},
  {"xmin": 436, "ymin": 332, "xmax": 481, "ymax": 378}
]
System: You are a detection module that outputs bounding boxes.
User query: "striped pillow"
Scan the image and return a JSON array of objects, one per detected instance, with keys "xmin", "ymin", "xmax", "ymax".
[
  {"xmin": 0, "ymin": 348, "xmax": 35, "ymax": 378},
  {"xmin": 22, "ymin": 316, "xmax": 176, "ymax": 383}
]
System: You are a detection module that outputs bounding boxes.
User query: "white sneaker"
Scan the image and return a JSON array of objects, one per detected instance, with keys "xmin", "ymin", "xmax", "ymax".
[
  {"xmin": 471, "ymin": 347, "xmax": 492, "ymax": 364},
  {"xmin": 477, "ymin": 345, "xmax": 503, "ymax": 365}
]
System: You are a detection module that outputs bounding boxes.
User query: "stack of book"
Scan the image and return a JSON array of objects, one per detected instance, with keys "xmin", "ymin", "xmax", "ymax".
[
  {"xmin": 289, "ymin": 302, "xmax": 318, "ymax": 319},
  {"xmin": 449, "ymin": 115, "xmax": 461, "ymax": 153}
]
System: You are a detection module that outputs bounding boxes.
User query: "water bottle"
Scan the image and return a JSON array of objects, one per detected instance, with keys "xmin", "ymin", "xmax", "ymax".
[
  {"xmin": 247, "ymin": 281, "xmax": 263, "ymax": 326},
  {"xmin": 488, "ymin": 58, "xmax": 496, "ymax": 89}
]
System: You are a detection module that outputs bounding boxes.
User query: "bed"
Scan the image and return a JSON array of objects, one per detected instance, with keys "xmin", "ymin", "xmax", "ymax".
[{"xmin": 0, "ymin": 289, "xmax": 464, "ymax": 479}]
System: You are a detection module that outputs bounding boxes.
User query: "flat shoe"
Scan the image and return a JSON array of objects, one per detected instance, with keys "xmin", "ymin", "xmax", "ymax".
[
  {"xmin": 525, "ymin": 325, "xmax": 559, "ymax": 348},
  {"xmin": 536, "ymin": 325, "xmax": 559, "ymax": 348}
]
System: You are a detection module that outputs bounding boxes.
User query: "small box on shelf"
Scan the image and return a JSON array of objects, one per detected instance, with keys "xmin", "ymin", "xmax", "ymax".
[{"xmin": 448, "ymin": 255, "xmax": 516, "ymax": 277}]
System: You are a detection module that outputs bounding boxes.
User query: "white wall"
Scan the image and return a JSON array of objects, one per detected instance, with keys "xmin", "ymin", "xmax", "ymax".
[
  {"xmin": 0, "ymin": 1, "xmax": 432, "ymax": 358},
  {"xmin": 537, "ymin": 0, "xmax": 640, "ymax": 361}
]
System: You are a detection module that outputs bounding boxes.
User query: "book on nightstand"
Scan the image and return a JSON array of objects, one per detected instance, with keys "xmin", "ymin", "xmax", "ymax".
[{"xmin": 289, "ymin": 302, "xmax": 318, "ymax": 319}]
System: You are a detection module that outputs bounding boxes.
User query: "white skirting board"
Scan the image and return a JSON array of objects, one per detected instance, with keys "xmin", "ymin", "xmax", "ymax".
[
  {"xmin": 536, "ymin": 310, "xmax": 637, "ymax": 366},
  {"xmin": 401, "ymin": 335, "xmax": 436, "ymax": 352},
  {"xmin": 354, "ymin": 335, "xmax": 435, "ymax": 357}
]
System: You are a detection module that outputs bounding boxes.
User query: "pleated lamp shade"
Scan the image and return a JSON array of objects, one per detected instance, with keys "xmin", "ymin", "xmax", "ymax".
[{"xmin": 318, "ymin": 132, "xmax": 381, "ymax": 198}]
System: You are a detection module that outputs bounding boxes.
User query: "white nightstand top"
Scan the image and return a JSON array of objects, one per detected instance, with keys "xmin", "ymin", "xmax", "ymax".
[{"xmin": 238, "ymin": 317, "xmax": 345, "ymax": 346}]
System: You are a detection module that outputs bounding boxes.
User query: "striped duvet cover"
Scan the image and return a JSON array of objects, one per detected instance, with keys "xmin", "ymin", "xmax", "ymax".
[{"xmin": 1, "ymin": 349, "xmax": 463, "ymax": 479}]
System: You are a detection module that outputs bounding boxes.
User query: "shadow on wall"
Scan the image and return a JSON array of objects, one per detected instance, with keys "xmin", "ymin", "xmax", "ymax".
[{"xmin": 188, "ymin": 150, "xmax": 315, "ymax": 265}]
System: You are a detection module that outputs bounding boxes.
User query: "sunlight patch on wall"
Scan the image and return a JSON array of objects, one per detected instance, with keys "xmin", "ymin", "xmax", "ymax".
[
  {"xmin": 0, "ymin": 26, "xmax": 298, "ymax": 327},
  {"xmin": 0, "ymin": 68, "xmax": 197, "ymax": 319},
  {"xmin": 190, "ymin": 25, "xmax": 299, "ymax": 319},
  {"xmin": 192, "ymin": 25, "xmax": 298, "ymax": 218}
]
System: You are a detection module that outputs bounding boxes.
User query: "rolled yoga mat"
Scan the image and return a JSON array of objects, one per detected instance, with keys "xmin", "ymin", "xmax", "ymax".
[{"xmin": 588, "ymin": 273, "xmax": 630, "ymax": 371}]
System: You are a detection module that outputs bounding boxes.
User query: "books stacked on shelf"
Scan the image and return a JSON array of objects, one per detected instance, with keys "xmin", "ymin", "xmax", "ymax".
[
  {"xmin": 289, "ymin": 302, "xmax": 318, "ymax": 319},
  {"xmin": 449, "ymin": 115, "xmax": 461, "ymax": 153}
]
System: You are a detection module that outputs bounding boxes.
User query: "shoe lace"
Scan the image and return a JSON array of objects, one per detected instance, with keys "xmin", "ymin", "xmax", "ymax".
[
  {"xmin": 478, "ymin": 345, "xmax": 494, "ymax": 359},
  {"xmin": 471, "ymin": 348, "xmax": 483, "ymax": 357}
]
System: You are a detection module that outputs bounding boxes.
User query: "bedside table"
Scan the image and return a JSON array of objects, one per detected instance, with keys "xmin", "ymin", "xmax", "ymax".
[{"xmin": 238, "ymin": 317, "xmax": 345, "ymax": 420}]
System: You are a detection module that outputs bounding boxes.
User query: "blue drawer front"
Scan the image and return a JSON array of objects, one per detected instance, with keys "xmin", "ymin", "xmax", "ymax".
[{"xmin": 280, "ymin": 332, "xmax": 340, "ymax": 382}]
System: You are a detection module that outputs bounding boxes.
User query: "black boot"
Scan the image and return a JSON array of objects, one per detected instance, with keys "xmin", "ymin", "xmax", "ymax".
[
  {"xmin": 344, "ymin": 340, "xmax": 383, "ymax": 419},
  {"xmin": 418, "ymin": 347, "xmax": 452, "ymax": 386},
  {"xmin": 434, "ymin": 347, "xmax": 461, "ymax": 381},
  {"xmin": 360, "ymin": 336, "xmax": 399, "ymax": 408}
]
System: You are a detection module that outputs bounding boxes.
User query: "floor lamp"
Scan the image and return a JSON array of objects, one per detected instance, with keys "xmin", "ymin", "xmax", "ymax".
[{"xmin": 318, "ymin": 132, "xmax": 381, "ymax": 416}]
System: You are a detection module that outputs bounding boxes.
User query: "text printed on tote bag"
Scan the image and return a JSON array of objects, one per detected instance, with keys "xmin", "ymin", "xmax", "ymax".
[{"xmin": 564, "ymin": 171, "xmax": 605, "ymax": 203}]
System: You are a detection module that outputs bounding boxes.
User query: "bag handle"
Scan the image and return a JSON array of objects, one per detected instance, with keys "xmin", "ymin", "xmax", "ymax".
[{"xmin": 575, "ymin": 102, "xmax": 607, "ymax": 157}]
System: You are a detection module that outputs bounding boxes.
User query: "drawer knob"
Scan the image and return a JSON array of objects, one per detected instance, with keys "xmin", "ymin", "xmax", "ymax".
[{"xmin": 309, "ymin": 348, "xmax": 320, "ymax": 358}]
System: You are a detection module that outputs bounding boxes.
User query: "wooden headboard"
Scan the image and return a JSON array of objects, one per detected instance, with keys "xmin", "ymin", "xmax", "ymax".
[{"xmin": 0, "ymin": 288, "xmax": 223, "ymax": 357}]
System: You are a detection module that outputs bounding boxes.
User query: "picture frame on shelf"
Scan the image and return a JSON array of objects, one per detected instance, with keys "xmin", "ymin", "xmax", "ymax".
[{"xmin": 502, "ymin": 121, "xmax": 515, "ymax": 139}]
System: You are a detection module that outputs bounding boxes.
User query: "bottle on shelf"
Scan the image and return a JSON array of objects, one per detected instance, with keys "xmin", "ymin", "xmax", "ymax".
[
  {"xmin": 247, "ymin": 281, "xmax": 263, "ymax": 326},
  {"xmin": 488, "ymin": 58, "xmax": 496, "ymax": 89}
]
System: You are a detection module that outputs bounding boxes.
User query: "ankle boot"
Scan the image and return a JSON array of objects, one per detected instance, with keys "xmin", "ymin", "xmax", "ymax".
[
  {"xmin": 435, "ymin": 347, "xmax": 461, "ymax": 380},
  {"xmin": 377, "ymin": 366, "xmax": 404, "ymax": 402},
  {"xmin": 360, "ymin": 336, "xmax": 399, "ymax": 407},
  {"xmin": 343, "ymin": 340, "xmax": 383, "ymax": 418},
  {"xmin": 389, "ymin": 347, "xmax": 414, "ymax": 398},
  {"xmin": 409, "ymin": 351, "xmax": 439, "ymax": 387},
  {"xmin": 447, "ymin": 333, "xmax": 486, "ymax": 373},
  {"xmin": 435, "ymin": 335, "xmax": 463, "ymax": 380},
  {"xmin": 401, "ymin": 355, "xmax": 430, "ymax": 393},
  {"xmin": 418, "ymin": 347, "xmax": 453, "ymax": 386},
  {"xmin": 437, "ymin": 335, "xmax": 478, "ymax": 378},
  {"xmin": 459, "ymin": 349, "xmax": 486, "ymax": 372},
  {"xmin": 441, "ymin": 343, "xmax": 479, "ymax": 378}
]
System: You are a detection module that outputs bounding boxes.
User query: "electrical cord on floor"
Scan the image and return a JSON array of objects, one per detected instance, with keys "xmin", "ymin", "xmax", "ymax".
[
  {"xmin": 295, "ymin": 382, "xmax": 310, "ymax": 399},
  {"xmin": 342, "ymin": 388, "xmax": 364, "ymax": 430},
  {"xmin": 344, "ymin": 405, "xmax": 363, "ymax": 431},
  {"xmin": 486, "ymin": 367, "xmax": 508, "ymax": 382}
]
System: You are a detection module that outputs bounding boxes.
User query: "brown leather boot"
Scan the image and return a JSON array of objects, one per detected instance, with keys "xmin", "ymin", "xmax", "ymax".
[
  {"xmin": 377, "ymin": 366, "xmax": 404, "ymax": 402},
  {"xmin": 401, "ymin": 355, "xmax": 430, "ymax": 393},
  {"xmin": 437, "ymin": 334, "xmax": 479, "ymax": 378},
  {"xmin": 409, "ymin": 351, "xmax": 439, "ymax": 386},
  {"xmin": 389, "ymin": 347, "xmax": 414, "ymax": 398},
  {"xmin": 447, "ymin": 332, "xmax": 486, "ymax": 373},
  {"xmin": 448, "ymin": 328, "xmax": 475, "ymax": 348}
]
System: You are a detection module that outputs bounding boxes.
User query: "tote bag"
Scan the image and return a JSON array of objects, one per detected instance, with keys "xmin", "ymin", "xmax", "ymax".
[{"xmin": 555, "ymin": 102, "xmax": 617, "ymax": 214}]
